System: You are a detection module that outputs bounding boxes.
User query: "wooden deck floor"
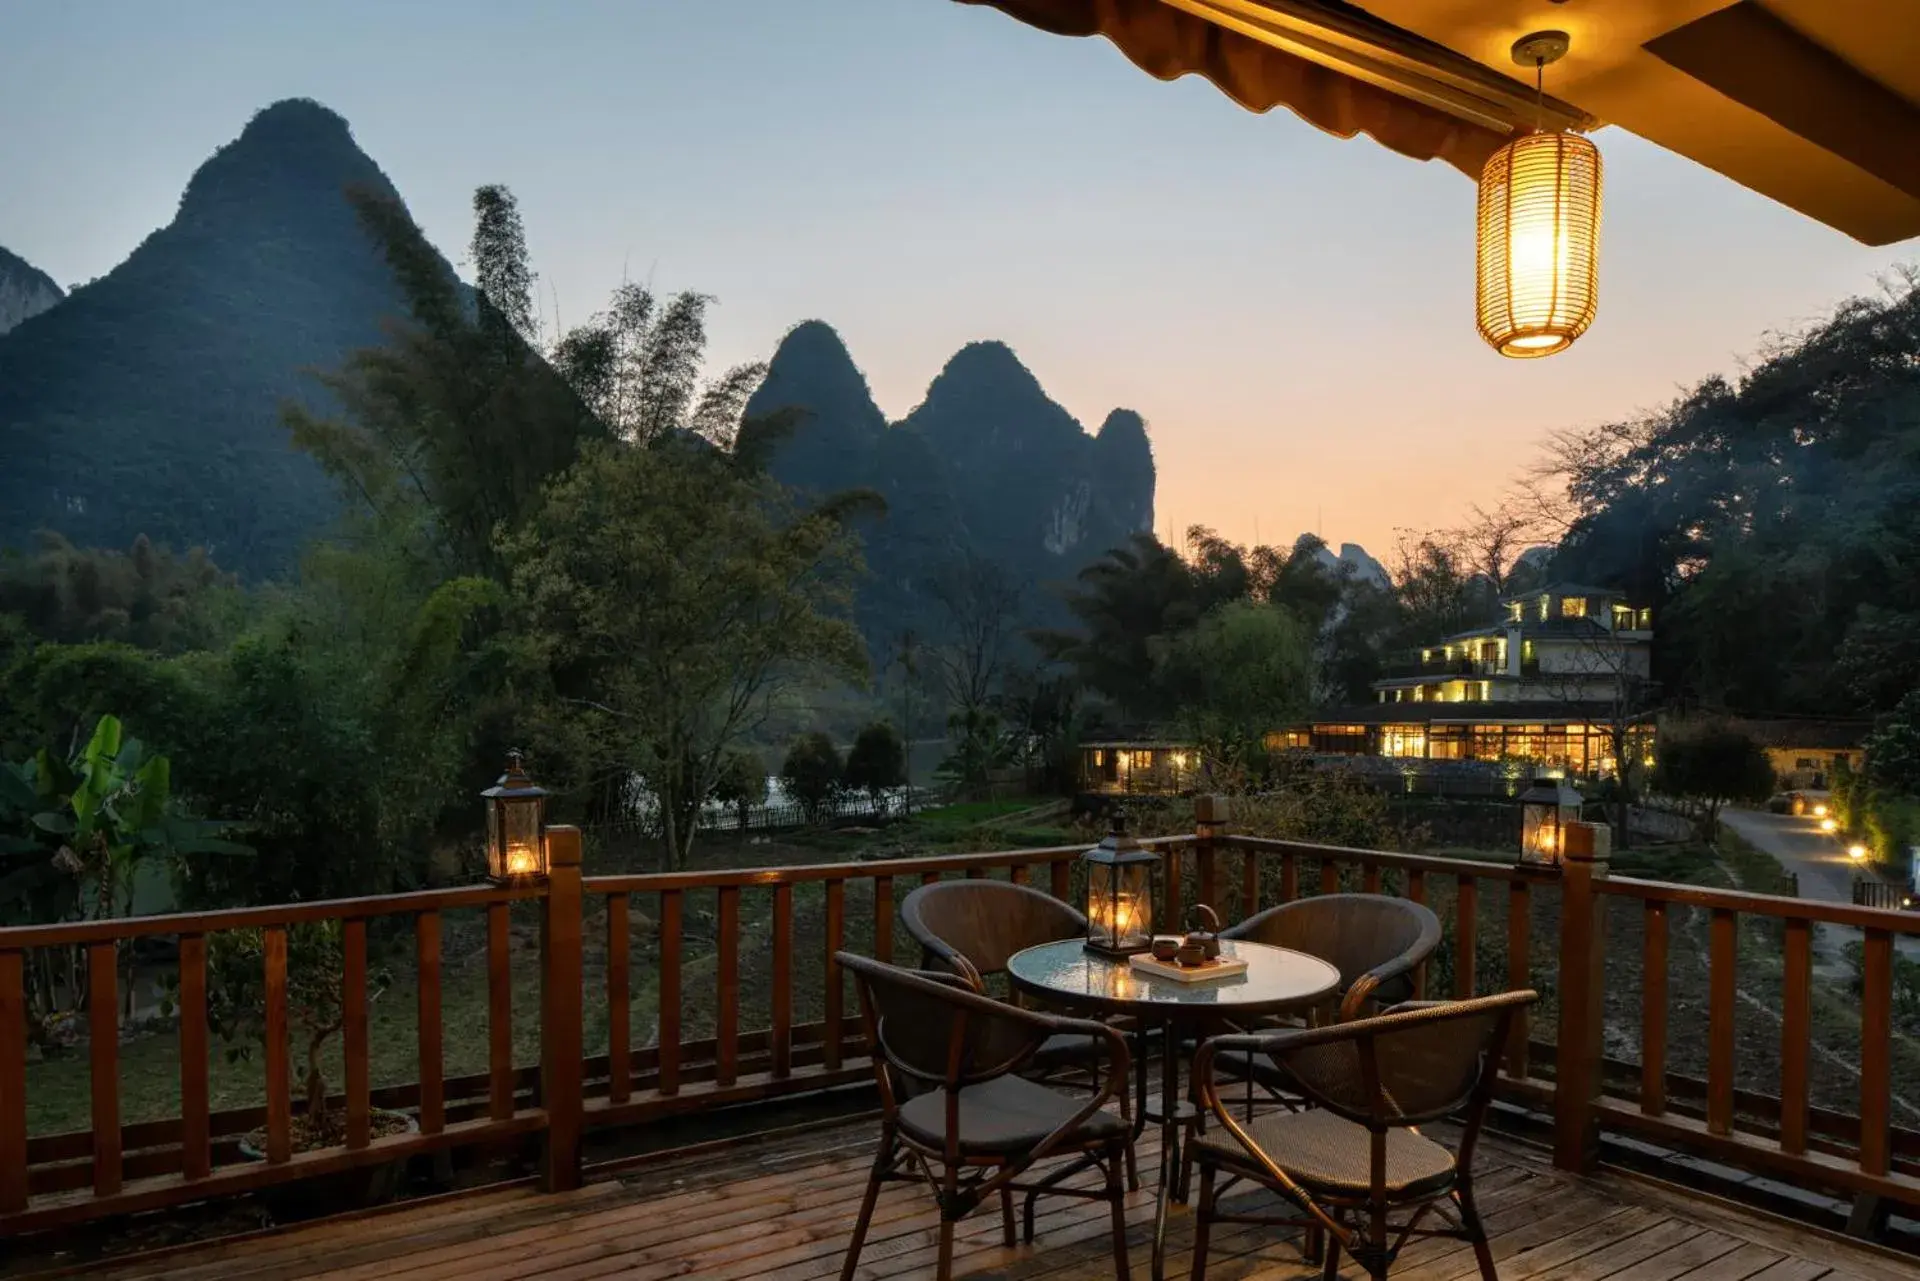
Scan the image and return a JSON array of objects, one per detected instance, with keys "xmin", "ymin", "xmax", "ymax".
[{"xmin": 40, "ymin": 1119, "xmax": 1919, "ymax": 1281}]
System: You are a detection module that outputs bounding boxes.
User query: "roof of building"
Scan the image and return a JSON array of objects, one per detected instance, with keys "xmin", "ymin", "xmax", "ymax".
[
  {"xmin": 1437, "ymin": 616, "xmax": 1625, "ymax": 644},
  {"xmin": 1311, "ymin": 700, "xmax": 1651, "ymax": 728},
  {"xmin": 1496, "ymin": 582, "xmax": 1627, "ymax": 605}
]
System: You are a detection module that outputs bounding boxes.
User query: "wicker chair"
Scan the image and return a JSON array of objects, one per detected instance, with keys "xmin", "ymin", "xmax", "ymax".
[
  {"xmin": 900, "ymin": 879, "xmax": 1141, "ymax": 1188},
  {"xmin": 1220, "ymin": 893, "xmax": 1442, "ymax": 1021},
  {"xmin": 836, "ymin": 951, "xmax": 1135, "ymax": 1281},
  {"xmin": 1188, "ymin": 991, "xmax": 1538, "ymax": 1281},
  {"xmin": 900, "ymin": 879, "xmax": 1114, "ymax": 1070}
]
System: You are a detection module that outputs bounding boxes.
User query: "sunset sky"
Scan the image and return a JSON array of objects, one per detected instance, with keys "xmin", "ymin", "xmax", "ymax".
[{"xmin": 4, "ymin": 0, "xmax": 1914, "ymax": 559}]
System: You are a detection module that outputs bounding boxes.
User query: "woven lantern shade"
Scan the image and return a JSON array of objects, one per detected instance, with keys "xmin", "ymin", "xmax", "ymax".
[{"xmin": 1475, "ymin": 130, "xmax": 1601, "ymax": 358}]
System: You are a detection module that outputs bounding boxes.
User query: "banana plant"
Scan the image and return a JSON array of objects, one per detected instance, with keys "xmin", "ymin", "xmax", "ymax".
[{"xmin": 23, "ymin": 714, "xmax": 248, "ymax": 922}]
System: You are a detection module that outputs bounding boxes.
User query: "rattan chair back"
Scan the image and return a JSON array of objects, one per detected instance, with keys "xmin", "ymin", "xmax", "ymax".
[
  {"xmin": 1221, "ymin": 892, "xmax": 1440, "ymax": 1014},
  {"xmin": 900, "ymin": 879, "xmax": 1088, "ymax": 978}
]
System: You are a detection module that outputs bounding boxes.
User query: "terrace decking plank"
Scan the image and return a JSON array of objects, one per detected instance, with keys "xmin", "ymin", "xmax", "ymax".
[
  {"xmin": 1671, "ymin": 1243, "xmax": 1792, "ymax": 1281},
  {"xmin": 1597, "ymin": 1235, "xmax": 1755, "ymax": 1281},
  {"xmin": 33, "ymin": 1126, "xmax": 1919, "ymax": 1281},
  {"xmin": 1538, "ymin": 1218, "xmax": 1718, "ymax": 1281},
  {"xmin": 1738, "ymin": 1261, "xmax": 1834, "ymax": 1281}
]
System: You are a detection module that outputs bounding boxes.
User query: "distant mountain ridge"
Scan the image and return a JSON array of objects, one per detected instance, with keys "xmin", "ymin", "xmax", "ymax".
[
  {"xmin": 0, "ymin": 246, "xmax": 63, "ymax": 335},
  {"xmin": 0, "ymin": 99, "xmax": 415, "ymax": 575},
  {"xmin": 742, "ymin": 321, "xmax": 1155, "ymax": 648}
]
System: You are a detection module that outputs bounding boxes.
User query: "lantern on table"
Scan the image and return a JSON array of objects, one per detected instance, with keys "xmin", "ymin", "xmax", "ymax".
[
  {"xmin": 1518, "ymin": 773, "xmax": 1581, "ymax": 867},
  {"xmin": 483, "ymin": 750, "xmax": 550, "ymax": 883},
  {"xmin": 1082, "ymin": 813, "xmax": 1160, "ymax": 957}
]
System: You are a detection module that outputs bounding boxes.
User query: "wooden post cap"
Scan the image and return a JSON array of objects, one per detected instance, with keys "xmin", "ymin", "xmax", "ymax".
[
  {"xmin": 1194, "ymin": 795, "xmax": 1231, "ymax": 825},
  {"xmin": 545, "ymin": 824, "xmax": 583, "ymax": 868},
  {"xmin": 1564, "ymin": 820, "xmax": 1610, "ymax": 863}
]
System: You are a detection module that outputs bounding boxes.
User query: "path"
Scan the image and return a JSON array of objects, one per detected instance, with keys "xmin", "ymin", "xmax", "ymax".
[{"xmin": 1720, "ymin": 807, "xmax": 1920, "ymax": 970}]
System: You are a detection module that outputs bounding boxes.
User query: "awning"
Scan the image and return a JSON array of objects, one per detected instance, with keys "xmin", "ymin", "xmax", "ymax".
[
  {"xmin": 958, "ymin": 0, "xmax": 1920, "ymax": 246},
  {"xmin": 955, "ymin": 0, "xmax": 1584, "ymax": 179}
]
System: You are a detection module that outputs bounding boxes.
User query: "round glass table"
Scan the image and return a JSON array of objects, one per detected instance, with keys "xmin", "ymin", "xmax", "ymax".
[{"xmin": 1007, "ymin": 938, "xmax": 1341, "ymax": 1280}]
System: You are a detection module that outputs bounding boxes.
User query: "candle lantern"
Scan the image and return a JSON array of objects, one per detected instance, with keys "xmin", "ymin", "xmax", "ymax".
[
  {"xmin": 1518, "ymin": 773, "xmax": 1581, "ymax": 867},
  {"xmin": 1082, "ymin": 813, "xmax": 1160, "ymax": 957},
  {"xmin": 483, "ymin": 750, "xmax": 550, "ymax": 883}
]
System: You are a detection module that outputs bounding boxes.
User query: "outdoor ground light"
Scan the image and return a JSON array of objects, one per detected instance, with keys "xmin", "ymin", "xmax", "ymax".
[
  {"xmin": 1082, "ymin": 813, "xmax": 1159, "ymax": 957},
  {"xmin": 1518, "ymin": 773, "xmax": 1581, "ymax": 867},
  {"xmin": 1820, "ymin": 817, "xmax": 1839, "ymax": 834},
  {"xmin": 1476, "ymin": 32, "xmax": 1601, "ymax": 359},
  {"xmin": 483, "ymin": 749, "xmax": 550, "ymax": 883},
  {"xmin": 1848, "ymin": 843, "xmax": 1869, "ymax": 861},
  {"xmin": 1812, "ymin": 803, "xmax": 1829, "ymax": 818}
]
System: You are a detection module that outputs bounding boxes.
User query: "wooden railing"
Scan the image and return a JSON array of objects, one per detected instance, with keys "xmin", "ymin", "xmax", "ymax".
[
  {"xmin": 1596, "ymin": 876, "xmax": 1920, "ymax": 1222},
  {"xmin": 5, "ymin": 805, "xmax": 1920, "ymax": 1240},
  {"xmin": 0, "ymin": 870, "xmax": 551, "ymax": 1234}
]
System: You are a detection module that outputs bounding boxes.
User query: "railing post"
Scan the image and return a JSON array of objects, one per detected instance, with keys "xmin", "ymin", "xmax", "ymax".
[
  {"xmin": 1194, "ymin": 795, "xmax": 1229, "ymax": 919},
  {"xmin": 1553, "ymin": 819, "xmax": 1610, "ymax": 1172},
  {"xmin": 541, "ymin": 825, "xmax": 585, "ymax": 1193}
]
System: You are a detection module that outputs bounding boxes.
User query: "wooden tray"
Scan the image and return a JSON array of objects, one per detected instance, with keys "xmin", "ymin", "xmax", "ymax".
[{"xmin": 1128, "ymin": 952, "xmax": 1249, "ymax": 983}]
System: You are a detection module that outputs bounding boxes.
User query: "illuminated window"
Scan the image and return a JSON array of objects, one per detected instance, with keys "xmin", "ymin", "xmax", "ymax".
[
  {"xmin": 1380, "ymin": 726, "xmax": 1427, "ymax": 758},
  {"xmin": 1538, "ymin": 595, "xmax": 1551, "ymax": 621},
  {"xmin": 1507, "ymin": 600, "xmax": 1524, "ymax": 622},
  {"xmin": 1611, "ymin": 604, "xmax": 1633, "ymax": 630},
  {"xmin": 1561, "ymin": 597, "xmax": 1587, "ymax": 618}
]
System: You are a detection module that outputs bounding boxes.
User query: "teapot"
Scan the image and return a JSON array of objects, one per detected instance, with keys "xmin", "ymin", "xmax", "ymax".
[{"xmin": 1183, "ymin": 903, "xmax": 1222, "ymax": 962}]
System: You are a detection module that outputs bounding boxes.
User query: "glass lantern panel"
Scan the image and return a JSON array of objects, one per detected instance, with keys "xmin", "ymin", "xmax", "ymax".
[
  {"xmin": 1116, "ymin": 863, "xmax": 1151, "ymax": 948},
  {"xmin": 1521, "ymin": 805, "xmax": 1560, "ymax": 864},
  {"xmin": 501, "ymin": 800, "xmax": 544, "ymax": 878},
  {"xmin": 1089, "ymin": 861, "xmax": 1116, "ymax": 947}
]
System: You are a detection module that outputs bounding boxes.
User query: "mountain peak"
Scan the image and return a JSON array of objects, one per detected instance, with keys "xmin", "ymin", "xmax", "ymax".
[
  {"xmin": 177, "ymin": 97, "xmax": 399, "ymax": 229},
  {"xmin": 0, "ymin": 99, "xmax": 423, "ymax": 574},
  {"xmin": 239, "ymin": 98, "xmax": 356, "ymax": 144},
  {"xmin": 933, "ymin": 340, "xmax": 1044, "ymax": 396}
]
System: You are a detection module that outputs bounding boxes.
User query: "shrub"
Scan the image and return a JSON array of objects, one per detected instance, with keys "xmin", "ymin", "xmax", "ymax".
[
  {"xmin": 780, "ymin": 733, "xmax": 844, "ymax": 825},
  {"xmin": 843, "ymin": 722, "xmax": 907, "ymax": 815}
]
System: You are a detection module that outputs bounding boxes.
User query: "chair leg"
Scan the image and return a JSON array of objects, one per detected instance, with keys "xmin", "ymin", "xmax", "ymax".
[
  {"xmin": 1305, "ymin": 1224, "xmax": 1325, "ymax": 1265},
  {"xmin": 936, "ymin": 1216, "xmax": 957, "ymax": 1281},
  {"xmin": 1107, "ymin": 1141, "xmax": 1132, "ymax": 1281},
  {"xmin": 1001, "ymin": 1185, "xmax": 1017, "ymax": 1247},
  {"xmin": 1321, "ymin": 1227, "xmax": 1342, "ymax": 1281},
  {"xmin": 1191, "ymin": 1162, "xmax": 1216, "ymax": 1281},
  {"xmin": 840, "ymin": 1136, "xmax": 892, "ymax": 1281},
  {"xmin": 1124, "ymin": 1136, "xmax": 1139, "ymax": 1191},
  {"xmin": 1458, "ymin": 1181, "xmax": 1498, "ymax": 1281}
]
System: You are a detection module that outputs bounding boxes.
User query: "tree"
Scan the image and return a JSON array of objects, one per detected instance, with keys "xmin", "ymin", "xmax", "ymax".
[
  {"xmin": 1442, "ymin": 504, "xmax": 1545, "ymax": 599},
  {"xmin": 1863, "ymin": 689, "xmax": 1920, "ymax": 795},
  {"xmin": 1652, "ymin": 723, "xmax": 1775, "ymax": 840},
  {"xmin": 502, "ymin": 440, "xmax": 867, "ymax": 868},
  {"xmin": 781, "ymin": 733, "xmax": 844, "ymax": 825},
  {"xmin": 930, "ymin": 555, "xmax": 1024, "ymax": 731},
  {"xmin": 285, "ymin": 184, "xmax": 607, "ymax": 581},
  {"xmin": 888, "ymin": 630, "xmax": 924, "ymax": 815},
  {"xmin": 712, "ymin": 749, "xmax": 767, "ymax": 835},
  {"xmin": 843, "ymin": 722, "xmax": 908, "ymax": 816},
  {"xmin": 1390, "ymin": 533, "xmax": 1478, "ymax": 645},
  {"xmin": 1537, "ymin": 270, "xmax": 1920, "ymax": 717},
  {"xmin": 1037, "ymin": 533, "xmax": 1205, "ymax": 721},
  {"xmin": 204, "ymin": 921, "xmax": 391, "ymax": 1150},
  {"xmin": 1153, "ymin": 600, "xmax": 1313, "ymax": 785}
]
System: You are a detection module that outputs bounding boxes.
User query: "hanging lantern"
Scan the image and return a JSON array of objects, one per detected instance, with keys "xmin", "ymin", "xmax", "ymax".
[
  {"xmin": 1518, "ymin": 773, "xmax": 1582, "ymax": 867},
  {"xmin": 1082, "ymin": 812, "xmax": 1160, "ymax": 957},
  {"xmin": 482, "ymin": 750, "xmax": 549, "ymax": 883},
  {"xmin": 1476, "ymin": 32, "xmax": 1601, "ymax": 359}
]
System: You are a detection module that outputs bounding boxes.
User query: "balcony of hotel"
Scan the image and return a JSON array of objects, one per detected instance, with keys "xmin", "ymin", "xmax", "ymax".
[{"xmin": 5, "ymin": 815, "xmax": 1919, "ymax": 1280}]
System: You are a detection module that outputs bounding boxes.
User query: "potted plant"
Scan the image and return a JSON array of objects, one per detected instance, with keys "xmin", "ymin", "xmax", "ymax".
[{"xmin": 205, "ymin": 921, "xmax": 415, "ymax": 1202}]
